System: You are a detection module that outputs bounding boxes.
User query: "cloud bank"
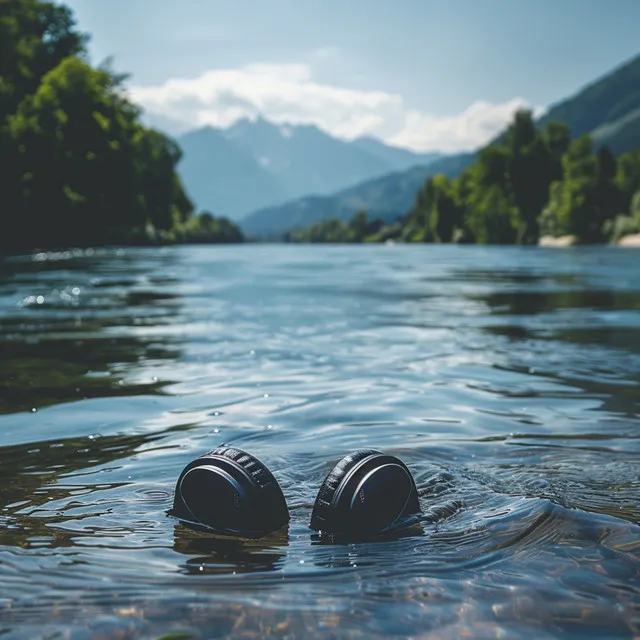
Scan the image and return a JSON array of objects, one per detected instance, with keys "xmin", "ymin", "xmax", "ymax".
[{"xmin": 129, "ymin": 62, "xmax": 544, "ymax": 153}]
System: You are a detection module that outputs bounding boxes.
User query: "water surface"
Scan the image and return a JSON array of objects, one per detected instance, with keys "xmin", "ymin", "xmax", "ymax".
[{"xmin": 0, "ymin": 245, "xmax": 638, "ymax": 639}]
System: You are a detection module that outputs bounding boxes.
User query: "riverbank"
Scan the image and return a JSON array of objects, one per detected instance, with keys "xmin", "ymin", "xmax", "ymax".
[
  {"xmin": 538, "ymin": 233, "xmax": 640, "ymax": 247},
  {"xmin": 538, "ymin": 235, "xmax": 577, "ymax": 247},
  {"xmin": 617, "ymin": 233, "xmax": 640, "ymax": 247}
]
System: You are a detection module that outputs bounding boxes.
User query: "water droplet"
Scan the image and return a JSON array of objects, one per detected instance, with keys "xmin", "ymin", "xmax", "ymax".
[
  {"xmin": 71, "ymin": 287, "xmax": 80, "ymax": 296},
  {"xmin": 151, "ymin": 376, "xmax": 158, "ymax": 382},
  {"xmin": 299, "ymin": 560, "xmax": 305, "ymax": 564},
  {"xmin": 263, "ymin": 393, "xmax": 269, "ymax": 398},
  {"xmin": 31, "ymin": 408, "xmax": 37, "ymax": 413},
  {"xmin": 214, "ymin": 428, "xmax": 220, "ymax": 434},
  {"xmin": 36, "ymin": 295, "xmax": 44, "ymax": 304}
]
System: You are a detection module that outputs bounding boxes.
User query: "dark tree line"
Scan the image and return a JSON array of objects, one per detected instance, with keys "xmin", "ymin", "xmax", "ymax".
[
  {"xmin": 288, "ymin": 110, "xmax": 640, "ymax": 245},
  {"xmin": 286, "ymin": 210, "xmax": 384, "ymax": 243},
  {"xmin": 0, "ymin": 0, "xmax": 243, "ymax": 252}
]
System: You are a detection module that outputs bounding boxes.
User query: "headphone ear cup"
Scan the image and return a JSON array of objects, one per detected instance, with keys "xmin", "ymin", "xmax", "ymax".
[
  {"xmin": 213, "ymin": 446, "xmax": 289, "ymax": 533},
  {"xmin": 172, "ymin": 447, "xmax": 289, "ymax": 537},
  {"xmin": 310, "ymin": 449, "xmax": 382, "ymax": 532},
  {"xmin": 310, "ymin": 450, "xmax": 421, "ymax": 537}
]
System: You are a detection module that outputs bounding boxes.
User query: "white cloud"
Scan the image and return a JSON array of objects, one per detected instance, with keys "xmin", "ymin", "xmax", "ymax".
[
  {"xmin": 129, "ymin": 62, "xmax": 544, "ymax": 153},
  {"xmin": 390, "ymin": 99, "xmax": 547, "ymax": 153}
]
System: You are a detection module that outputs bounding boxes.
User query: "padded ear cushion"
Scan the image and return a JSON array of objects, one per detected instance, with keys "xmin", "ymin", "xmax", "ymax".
[
  {"xmin": 172, "ymin": 446, "xmax": 289, "ymax": 537},
  {"xmin": 310, "ymin": 449, "xmax": 381, "ymax": 532}
]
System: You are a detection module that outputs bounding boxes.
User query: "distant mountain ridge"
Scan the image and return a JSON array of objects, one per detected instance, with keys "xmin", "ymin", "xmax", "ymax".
[
  {"xmin": 241, "ymin": 154, "xmax": 474, "ymax": 238},
  {"xmin": 176, "ymin": 117, "xmax": 443, "ymax": 220},
  {"xmin": 242, "ymin": 52, "xmax": 640, "ymax": 237},
  {"xmin": 538, "ymin": 52, "xmax": 640, "ymax": 150}
]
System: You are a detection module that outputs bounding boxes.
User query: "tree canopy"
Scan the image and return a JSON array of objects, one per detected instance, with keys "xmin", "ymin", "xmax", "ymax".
[{"xmin": 1, "ymin": 0, "xmax": 243, "ymax": 251}]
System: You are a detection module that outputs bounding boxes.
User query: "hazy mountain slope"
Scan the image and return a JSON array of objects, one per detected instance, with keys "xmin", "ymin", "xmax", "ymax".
[
  {"xmin": 224, "ymin": 117, "xmax": 396, "ymax": 198},
  {"xmin": 590, "ymin": 106, "xmax": 640, "ymax": 155},
  {"xmin": 242, "ymin": 154, "xmax": 475, "ymax": 237},
  {"xmin": 177, "ymin": 118, "xmax": 441, "ymax": 220},
  {"xmin": 351, "ymin": 136, "xmax": 443, "ymax": 170},
  {"xmin": 539, "ymin": 53, "xmax": 640, "ymax": 141},
  {"xmin": 177, "ymin": 127, "xmax": 286, "ymax": 219}
]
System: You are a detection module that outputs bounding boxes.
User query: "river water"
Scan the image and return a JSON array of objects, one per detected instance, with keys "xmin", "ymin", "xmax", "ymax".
[{"xmin": 0, "ymin": 244, "xmax": 638, "ymax": 639}]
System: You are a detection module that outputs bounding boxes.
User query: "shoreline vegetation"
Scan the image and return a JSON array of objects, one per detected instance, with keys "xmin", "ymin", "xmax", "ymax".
[
  {"xmin": 1, "ymin": 0, "xmax": 244, "ymax": 253},
  {"xmin": 285, "ymin": 110, "xmax": 640, "ymax": 247},
  {"xmin": 538, "ymin": 233, "xmax": 640, "ymax": 247}
]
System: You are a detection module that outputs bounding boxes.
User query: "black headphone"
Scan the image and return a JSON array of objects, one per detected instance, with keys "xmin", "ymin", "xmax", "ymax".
[{"xmin": 171, "ymin": 446, "xmax": 421, "ymax": 540}]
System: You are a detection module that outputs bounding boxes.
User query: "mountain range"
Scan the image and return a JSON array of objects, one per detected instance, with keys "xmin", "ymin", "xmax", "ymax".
[
  {"xmin": 241, "ymin": 52, "xmax": 640, "ymax": 237},
  {"xmin": 240, "ymin": 154, "xmax": 475, "ymax": 238},
  {"xmin": 176, "ymin": 117, "xmax": 442, "ymax": 221}
]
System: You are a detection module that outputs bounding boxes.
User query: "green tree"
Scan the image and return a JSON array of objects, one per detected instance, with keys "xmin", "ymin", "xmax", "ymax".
[
  {"xmin": 458, "ymin": 146, "xmax": 518, "ymax": 243},
  {"xmin": 134, "ymin": 126, "xmax": 193, "ymax": 233},
  {"xmin": 504, "ymin": 110, "xmax": 555, "ymax": 243},
  {"xmin": 403, "ymin": 178, "xmax": 435, "ymax": 242},
  {"xmin": 631, "ymin": 190, "xmax": 640, "ymax": 223},
  {"xmin": 8, "ymin": 58, "xmax": 144, "ymax": 246},
  {"xmin": 429, "ymin": 175, "xmax": 461, "ymax": 242},
  {"xmin": 464, "ymin": 184, "xmax": 519, "ymax": 244},
  {"xmin": 616, "ymin": 149, "xmax": 640, "ymax": 210},
  {"xmin": 1, "ymin": 0, "xmax": 88, "ymax": 224},
  {"xmin": 0, "ymin": 0, "xmax": 87, "ymax": 116},
  {"xmin": 593, "ymin": 146, "xmax": 622, "ymax": 228},
  {"xmin": 179, "ymin": 211, "xmax": 244, "ymax": 243},
  {"xmin": 545, "ymin": 121, "xmax": 572, "ymax": 179},
  {"xmin": 393, "ymin": 110, "xmax": 634, "ymax": 246},
  {"xmin": 347, "ymin": 209, "xmax": 368, "ymax": 242},
  {"xmin": 539, "ymin": 136, "xmax": 608, "ymax": 242},
  {"xmin": 0, "ymin": 0, "xmax": 211, "ymax": 251}
]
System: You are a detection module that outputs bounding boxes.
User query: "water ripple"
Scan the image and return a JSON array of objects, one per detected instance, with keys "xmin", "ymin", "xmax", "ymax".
[{"xmin": 0, "ymin": 245, "xmax": 639, "ymax": 639}]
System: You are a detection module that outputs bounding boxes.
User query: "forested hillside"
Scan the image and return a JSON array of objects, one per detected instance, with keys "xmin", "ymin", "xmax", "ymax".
[{"xmin": 289, "ymin": 110, "xmax": 640, "ymax": 245}]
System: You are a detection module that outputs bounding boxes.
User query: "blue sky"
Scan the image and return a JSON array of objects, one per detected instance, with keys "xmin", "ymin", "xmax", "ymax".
[{"xmin": 64, "ymin": 0, "xmax": 640, "ymax": 152}]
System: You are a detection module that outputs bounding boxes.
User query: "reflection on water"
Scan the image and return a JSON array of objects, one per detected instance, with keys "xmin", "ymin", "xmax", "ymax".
[
  {"xmin": 173, "ymin": 526, "xmax": 289, "ymax": 575},
  {"xmin": 0, "ymin": 248, "xmax": 182, "ymax": 414},
  {"xmin": 0, "ymin": 245, "xmax": 638, "ymax": 639}
]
